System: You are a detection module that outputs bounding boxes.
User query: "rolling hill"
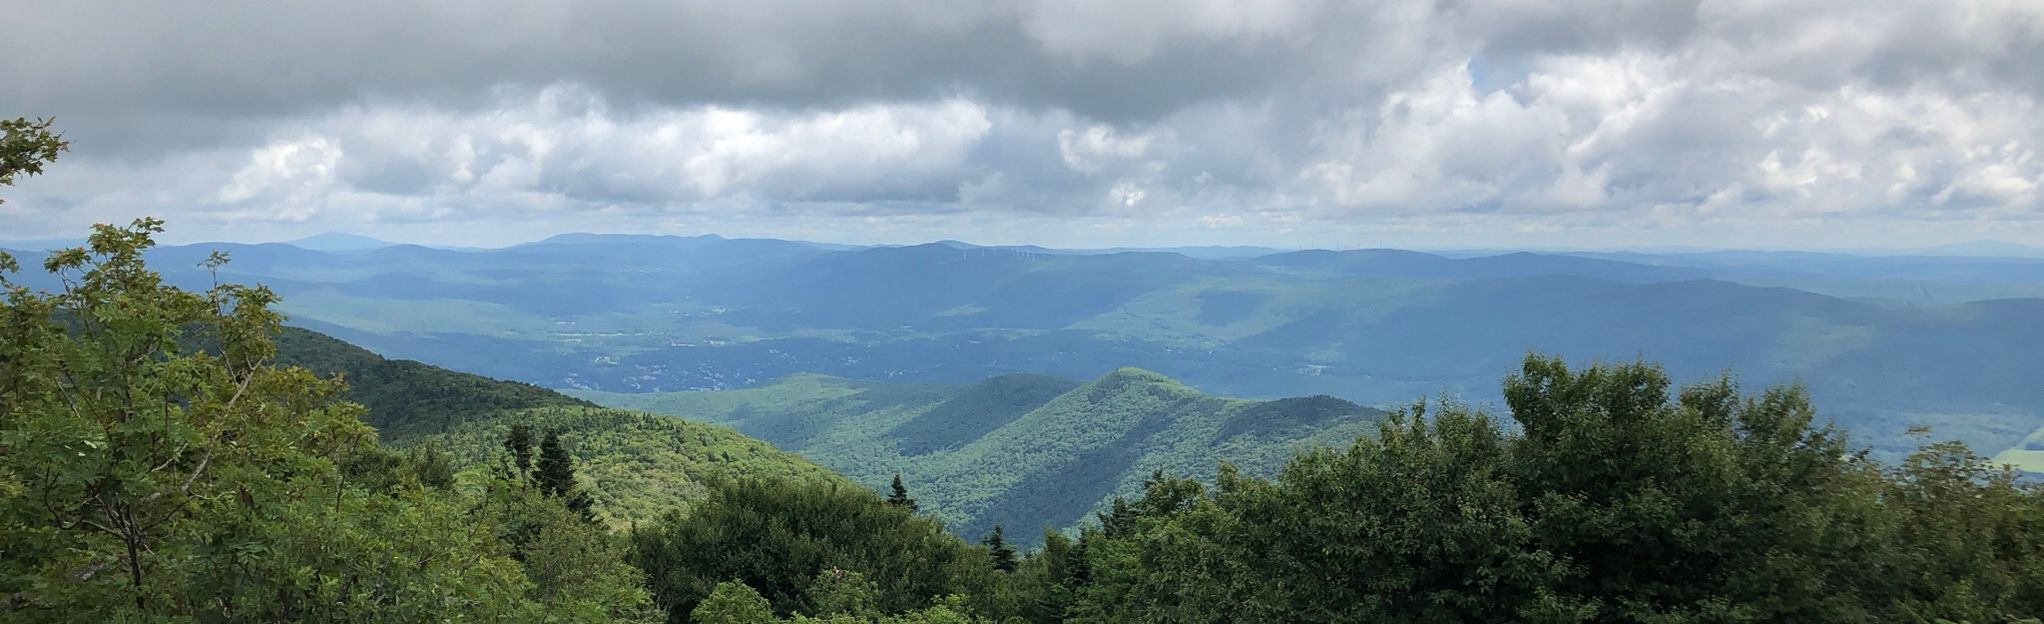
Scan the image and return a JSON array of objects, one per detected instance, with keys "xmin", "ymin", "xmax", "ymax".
[
  {"xmin": 269, "ymin": 326, "xmax": 846, "ymax": 526},
  {"xmin": 571, "ymin": 369, "xmax": 1390, "ymax": 542}
]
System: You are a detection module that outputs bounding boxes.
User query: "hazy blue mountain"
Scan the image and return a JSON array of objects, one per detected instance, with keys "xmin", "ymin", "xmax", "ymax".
[
  {"xmin": 1563, "ymin": 250, "xmax": 2044, "ymax": 303},
  {"xmin": 1922, "ymin": 239, "xmax": 2044, "ymax": 258},
  {"xmin": 286, "ymin": 232, "xmax": 395, "ymax": 252},
  {"xmin": 10, "ymin": 234, "xmax": 2042, "ymax": 464},
  {"xmin": 1251, "ymin": 248, "xmax": 1711, "ymax": 281},
  {"xmin": 919, "ymin": 240, "xmax": 1290, "ymax": 259},
  {"xmin": 0, "ymin": 237, "xmax": 85, "ymax": 251}
]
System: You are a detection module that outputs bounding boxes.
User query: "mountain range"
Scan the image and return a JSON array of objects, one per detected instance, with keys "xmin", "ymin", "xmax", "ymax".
[{"xmin": 8, "ymin": 232, "xmax": 2043, "ymax": 465}]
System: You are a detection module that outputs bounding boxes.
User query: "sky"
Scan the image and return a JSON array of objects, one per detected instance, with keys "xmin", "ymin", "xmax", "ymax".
[{"xmin": 2, "ymin": 0, "xmax": 2042, "ymax": 250}]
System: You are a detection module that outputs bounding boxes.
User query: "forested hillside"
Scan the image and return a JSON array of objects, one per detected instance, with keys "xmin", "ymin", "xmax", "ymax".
[
  {"xmin": 575, "ymin": 369, "xmax": 1387, "ymax": 542},
  {"xmin": 272, "ymin": 326, "xmax": 595, "ymax": 437},
  {"xmin": 260, "ymin": 324, "xmax": 847, "ymax": 526}
]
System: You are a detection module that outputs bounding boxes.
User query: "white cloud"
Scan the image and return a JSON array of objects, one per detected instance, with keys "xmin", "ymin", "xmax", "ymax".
[{"xmin": 2, "ymin": 0, "xmax": 2042, "ymax": 248}]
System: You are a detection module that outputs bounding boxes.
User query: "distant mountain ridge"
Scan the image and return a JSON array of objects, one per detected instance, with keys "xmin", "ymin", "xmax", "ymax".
[
  {"xmin": 286, "ymin": 232, "xmax": 395, "ymax": 251},
  {"xmin": 570, "ymin": 369, "xmax": 1390, "ymax": 543},
  {"xmin": 10, "ymin": 231, "xmax": 2042, "ymax": 469}
]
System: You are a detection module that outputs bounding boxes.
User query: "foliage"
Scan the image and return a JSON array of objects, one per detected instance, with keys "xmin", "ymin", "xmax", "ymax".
[
  {"xmin": 1008, "ymin": 355, "xmax": 2044, "ymax": 623},
  {"xmin": 400, "ymin": 406, "xmax": 846, "ymax": 527},
  {"xmin": 475, "ymin": 466, "xmax": 662, "ymax": 623},
  {"xmin": 631, "ymin": 478, "xmax": 1001, "ymax": 622},
  {"xmin": 693, "ymin": 579, "xmax": 992, "ymax": 624},
  {"xmin": 694, "ymin": 581, "xmax": 777, "ymax": 624},
  {"xmin": 0, "ymin": 219, "xmax": 544, "ymax": 621},
  {"xmin": 0, "ymin": 116, "xmax": 67, "ymax": 204}
]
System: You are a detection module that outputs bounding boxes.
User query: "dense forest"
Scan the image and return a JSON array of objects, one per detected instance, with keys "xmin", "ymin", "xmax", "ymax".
[{"xmin": 3, "ymin": 136, "xmax": 2043, "ymax": 622}]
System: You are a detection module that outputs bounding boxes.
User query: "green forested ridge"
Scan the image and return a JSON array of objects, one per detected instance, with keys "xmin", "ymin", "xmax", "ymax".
[
  {"xmin": 399, "ymin": 406, "xmax": 847, "ymax": 527},
  {"xmin": 257, "ymin": 312, "xmax": 847, "ymax": 527},
  {"xmin": 272, "ymin": 325, "xmax": 596, "ymax": 438},
  {"xmin": 573, "ymin": 368, "xmax": 1389, "ymax": 543}
]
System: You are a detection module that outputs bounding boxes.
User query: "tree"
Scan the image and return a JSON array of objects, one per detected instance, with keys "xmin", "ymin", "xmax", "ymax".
[
  {"xmin": 0, "ymin": 219, "xmax": 537, "ymax": 620},
  {"xmin": 694, "ymin": 581, "xmax": 776, "ymax": 624},
  {"xmin": 802, "ymin": 568, "xmax": 879, "ymax": 618},
  {"xmin": 408, "ymin": 441, "xmax": 457, "ymax": 490},
  {"xmin": 981, "ymin": 526, "xmax": 1017, "ymax": 573},
  {"xmin": 0, "ymin": 116, "xmax": 67, "ymax": 204},
  {"xmin": 886, "ymin": 473, "xmax": 918, "ymax": 513},
  {"xmin": 1026, "ymin": 355, "xmax": 2044, "ymax": 623},
  {"xmin": 1094, "ymin": 497, "xmax": 1135, "ymax": 537},
  {"xmin": 506, "ymin": 423, "xmax": 537, "ymax": 480},
  {"xmin": 633, "ymin": 478, "xmax": 993, "ymax": 620},
  {"xmin": 536, "ymin": 429, "xmax": 595, "ymax": 519},
  {"xmin": 536, "ymin": 430, "xmax": 574, "ymax": 496}
]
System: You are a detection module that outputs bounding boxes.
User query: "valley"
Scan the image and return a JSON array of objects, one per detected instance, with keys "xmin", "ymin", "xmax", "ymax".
[
  {"xmin": 571, "ymin": 370, "xmax": 1386, "ymax": 542},
  {"xmin": 9, "ymin": 233, "xmax": 2041, "ymax": 462}
]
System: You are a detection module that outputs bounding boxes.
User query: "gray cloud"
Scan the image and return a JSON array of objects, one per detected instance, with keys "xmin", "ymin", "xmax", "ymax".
[{"xmin": 2, "ymin": 0, "xmax": 2042, "ymax": 248}]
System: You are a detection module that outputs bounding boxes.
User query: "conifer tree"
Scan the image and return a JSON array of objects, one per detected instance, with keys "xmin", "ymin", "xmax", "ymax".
[
  {"xmin": 983, "ymin": 525, "xmax": 1018, "ymax": 573},
  {"xmin": 504, "ymin": 423, "xmax": 535, "ymax": 480},
  {"xmin": 886, "ymin": 473, "xmax": 919, "ymax": 512},
  {"xmin": 535, "ymin": 430, "xmax": 594, "ymax": 520},
  {"xmin": 1097, "ymin": 496, "xmax": 1136, "ymax": 537},
  {"xmin": 535, "ymin": 430, "xmax": 573, "ymax": 497}
]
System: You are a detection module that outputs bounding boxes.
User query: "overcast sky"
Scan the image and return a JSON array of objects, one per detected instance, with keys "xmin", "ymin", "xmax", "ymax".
[{"xmin": 2, "ymin": 0, "xmax": 2041, "ymax": 249}]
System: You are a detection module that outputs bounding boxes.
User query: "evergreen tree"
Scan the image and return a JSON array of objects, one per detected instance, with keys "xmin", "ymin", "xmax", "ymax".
[
  {"xmin": 1096, "ymin": 497, "xmax": 1136, "ymax": 537},
  {"xmin": 982, "ymin": 526, "xmax": 1017, "ymax": 573},
  {"xmin": 504, "ymin": 423, "xmax": 536, "ymax": 480},
  {"xmin": 535, "ymin": 430, "xmax": 575, "ymax": 497},
  {"xmin": 886, "ymin": 473, "xmax": 919, "ymax": 513},
  {"xmin": 535, "ymin": 430, "xmax": 595, "ymax": 520}
]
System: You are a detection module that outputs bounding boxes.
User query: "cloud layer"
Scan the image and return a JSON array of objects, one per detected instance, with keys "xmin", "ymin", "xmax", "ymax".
[{"xmin": 3, "ymin": 0, "xmax": 2041, "ymax": 248}]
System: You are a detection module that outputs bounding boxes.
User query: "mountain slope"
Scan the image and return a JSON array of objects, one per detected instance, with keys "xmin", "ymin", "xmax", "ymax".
[
  {"xmin": 271, "ymin": 326, "xmax": 846, "ymax": 525},
  {"xmin": 574, "ymin": 369, "xmax": 1389, "ymax": 542},
  {"xmin": 275, "ymin": 326, "xmax": 595, "ymax": 438}
]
